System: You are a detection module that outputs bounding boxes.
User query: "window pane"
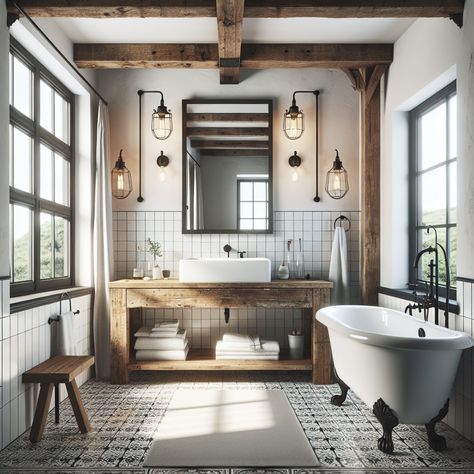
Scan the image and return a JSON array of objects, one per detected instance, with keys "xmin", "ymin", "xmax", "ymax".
[
  {"xmin": 254, "ymin": 202, "xmax": 267, "ymax": 219},
  {"xmin": 254, "ymin": 219, "xmax": 267, "ymax": 230},
  {"xmin": 240, "ymin": 219, "xmax": 253, "ymax": 230},
  {"xmin": 240, "ymin": 182, "xmax": 253, "ymax": 201},
  {"xmin": 12, "ymin": 127, "xmax": 33, "ymax": 193},
  {"xmin": 40, "ymin": 80, "xmax": 53, "ymax": 133},
  {"xmin": 240, "ymin": 202, "xmax": 253, "ymax": 219},
  {"xmin": 54, "ymin": 92, "xmax": 69, "ymax": 143},
  {"xmin": 420, "ymin": 167, "xmax": 446, "ymax": 225},
  {"xmin": 9, "ymin": 53, "xmax": 13, "ymax": 106},
  {"xmin": 449, "ymin": 95, "xmax": 457, "ymax": 159},
  {"xmin": 54, "ymin": 153, "xmax": 69, "ymax": 205},
  {"xmin": 40, "ymin": 144, "xmax": 53, "ymax": 201},
  {"xmin": 420, "ymin": 102, "xmax": 446, "ymax": 170},
  {"xmin": 40, "ymin": 212, "xmax": 53, "ymax": 279},
  {"xmin": 54, "ymin": 216, "xmax": 69, "ymax": 278},
  {"xmin": 449, "ymin": 161, "xmax": 456, "ymax": 224},
  {"xmin": 13, "ymin": 56, "xmax": 32, "ymax": 118},
  {"xmin": 12, "ymin": 204, "xmax": 32, "ymax": 283},
  {"xmin": 448, "ymin": 226, "xmax": 457, "ymax": 285},
  {"xmin": 253, "ymin": 182, "xmax": 267, "ymax": 201}
]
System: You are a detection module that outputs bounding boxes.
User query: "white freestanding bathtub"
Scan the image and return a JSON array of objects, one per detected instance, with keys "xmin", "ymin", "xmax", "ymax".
[{"xmin": 316, "ymin": 305, "xmax": 473, "ymax": 453}]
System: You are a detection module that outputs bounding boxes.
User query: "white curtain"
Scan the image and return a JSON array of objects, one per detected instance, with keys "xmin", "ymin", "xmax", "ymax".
[{"xmin": 93, "ymin": 101, "xmax": 114, "ymax": 380}]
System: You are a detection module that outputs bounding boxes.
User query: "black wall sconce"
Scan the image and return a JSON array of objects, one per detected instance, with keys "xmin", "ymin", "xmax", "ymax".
[
  {"xmin": 326, "ymin": 149, "xmax": 349, "ymax": 199},
  {"xmin": 288, "ymin": 151, "xmax": 302, "ymax": 182},
  {"xmin": 157, "ymin": 150, "xmax": 170, "ymax": 182},
  {"xmin": 137, "ymin": 90, "xmax": 173, "ymax": 202},
  {"xmin": 111, "ymin": 149, "xmax": 132, "ymax": 199},
  {"xmin": 283, "ymin": 90, "xmax": 320, "ymax": 202}
]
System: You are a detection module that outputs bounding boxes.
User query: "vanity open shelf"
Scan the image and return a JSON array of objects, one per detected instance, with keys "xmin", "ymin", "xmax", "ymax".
[
  {"xmin": 110, "ymin": 279, "xmax": 332, "ymax": 384},
  {"xmin": 127, "ymin": 349, "xmax": 312, "ymax": 371}
]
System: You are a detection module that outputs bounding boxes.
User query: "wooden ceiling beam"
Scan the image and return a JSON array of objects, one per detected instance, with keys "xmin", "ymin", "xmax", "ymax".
[
  {"xmin": 186, "ymin": 126, "xmax": 269, "ymax": 136},
  {"xmin": 74, "ymin": 43, "xmax": 393, "ymax": 69},
  {"xmin": 14, "ymin": 0, "xmax": 464, "ymax": 20},
  {"xmin": 200, "ymin": 149, "xmax": 268, "ymax": 156},
  {"xmin": 216, "ymin": 0, "xmax": 244, "ymax": 84},
  {"xmin": 190, "ymin": 139, "xmax": 269, "ymax": 148},
  {"xmin": 187, "ymin": 112, "xmax": 269, "ymax": 121}
]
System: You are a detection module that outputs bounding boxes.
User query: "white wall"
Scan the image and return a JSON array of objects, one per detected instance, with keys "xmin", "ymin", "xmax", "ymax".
[
  {"xmin": 381, "ymin": 18, "xmax": 462, "ymax": 288},
  {"xmin": 457, "ymin": 2, "xmax": 474, "ymax": 279},
  {"xmin": 98, "ymin": 68, "xmax": 360, "ymax": 212}
]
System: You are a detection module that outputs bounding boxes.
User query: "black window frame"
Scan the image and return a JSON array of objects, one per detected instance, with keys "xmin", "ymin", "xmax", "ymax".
[
  {"xmin": 409, "ymin": 81, "xmax": 456, "ymax": 301},
  {"xmin": 9, "ymin": 37, "xmax": 75, "ymax": 297},
  {"xmin": 237, "ymin": 178, "xmax": 270, "ymax": 232}
]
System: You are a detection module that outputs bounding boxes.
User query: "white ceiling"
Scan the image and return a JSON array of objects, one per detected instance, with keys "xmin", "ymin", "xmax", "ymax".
[{"xmin": 45, "ymin": 17, "xmax": 415, "ymax": 44}]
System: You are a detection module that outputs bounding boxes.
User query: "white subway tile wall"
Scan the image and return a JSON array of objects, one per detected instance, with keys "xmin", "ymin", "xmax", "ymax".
[
  {"xmin": 0, "ymin": 279, "xmax": 93, "ymax": 449},
  {"xmin": 379, "ymin": 279, "xmax": 474, "ymax": 443},
  {"xmin": 113, "ymin": 210, "xmax": 361, "ymax": 349}
]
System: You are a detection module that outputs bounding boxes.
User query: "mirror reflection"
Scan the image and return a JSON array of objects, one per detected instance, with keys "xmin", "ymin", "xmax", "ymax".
[{"xmin": 183, "ymin": 100, "xmax": 273, "ymax": 233}]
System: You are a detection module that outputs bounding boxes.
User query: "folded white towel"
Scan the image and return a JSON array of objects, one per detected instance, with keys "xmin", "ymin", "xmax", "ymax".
[
  {"xmin": 135, "ymin": 335, "xmax": 189, "ymax": 351},
  {"xmin": 136, "ymin": 345, "xmax": 189, "ymax": 361},
  {"xmin": 222, "ymin": 333, "xmax": 262, "ymax": 349},
  {"xmin": 216, "ymin": 351, "xmax": 279, "ymax": 357},
  {"xmin": 216, "ymin": 340, "xmax": 279, "ymax": 354},
  {"xmin": 216, "ymin": 354, "xmax": 279, "ymax": 360},
  {"xmin": 152, "ymin": 320, "xmax": 179, "ymax": 330},
  {"xmin": 135, "ymin": 327, "xmax": 187, "ymax": 339}
]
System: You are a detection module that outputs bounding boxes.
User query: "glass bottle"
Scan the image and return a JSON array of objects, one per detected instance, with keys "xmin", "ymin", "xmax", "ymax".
[
  {"xmin": 277, "ymin": 239, "xmax": 293, "ymax": 279},
  {"xmin": 294, "ymin": 237, "xmax": 305, "ymax": 279}
]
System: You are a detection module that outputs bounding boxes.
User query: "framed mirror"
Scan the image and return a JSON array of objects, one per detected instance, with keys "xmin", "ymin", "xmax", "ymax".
[{"xmin": 182, "ymin": 99, "xmax": 273, "ymax": 234}]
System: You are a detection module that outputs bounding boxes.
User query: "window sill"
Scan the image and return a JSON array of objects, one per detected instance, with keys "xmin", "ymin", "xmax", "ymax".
[
  {"xmin": 10, "ymin": 287, "xmax": 94, "ymax": 314},
  {"xmin": 378, "ymin": 287, "xmax": 459, "ymax": 315}
]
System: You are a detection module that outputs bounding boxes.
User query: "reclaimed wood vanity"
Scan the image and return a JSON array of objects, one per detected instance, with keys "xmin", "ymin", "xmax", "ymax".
[{"xmin": 109, "ymin": 279, "xmax": 332, "ymax": 385}]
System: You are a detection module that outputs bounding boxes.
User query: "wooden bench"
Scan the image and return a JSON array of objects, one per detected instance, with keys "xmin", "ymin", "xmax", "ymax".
[{"xmin": 22, "ymin": 355, "xmax": 95, "ymax": 443}]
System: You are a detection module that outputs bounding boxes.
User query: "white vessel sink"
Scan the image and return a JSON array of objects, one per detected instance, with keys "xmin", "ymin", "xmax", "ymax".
[{"xmin": 179, "ymin": 258, "xmax": 271, "ymax": 283}]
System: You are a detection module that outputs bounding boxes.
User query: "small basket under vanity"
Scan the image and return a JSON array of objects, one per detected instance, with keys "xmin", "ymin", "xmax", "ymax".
[{"xmin": 110, "ymin": 278, "xmax": 332, "ymax": 384}]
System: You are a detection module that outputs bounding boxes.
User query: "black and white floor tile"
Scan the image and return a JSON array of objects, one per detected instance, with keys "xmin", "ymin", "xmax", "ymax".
[{"xmin": 0, "ymin": 372, "xmax": 473, "ymax": 474}]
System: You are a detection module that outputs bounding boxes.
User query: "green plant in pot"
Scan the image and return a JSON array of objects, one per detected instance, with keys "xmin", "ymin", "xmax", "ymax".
[{"xmin": 147, "ymin": 237, "xmax": 163, "ymax": 279}]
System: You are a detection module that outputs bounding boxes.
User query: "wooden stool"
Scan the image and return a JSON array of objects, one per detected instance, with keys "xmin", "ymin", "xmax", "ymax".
[{"xmin": 22, "ymin": 355, "xmax": 95, "ymax": 443}]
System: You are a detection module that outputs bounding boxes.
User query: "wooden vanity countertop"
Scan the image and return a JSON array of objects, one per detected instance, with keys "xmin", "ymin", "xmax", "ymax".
[{"xmin": 109, "ymin": 279, "xmax": 333, "ymax": 289}]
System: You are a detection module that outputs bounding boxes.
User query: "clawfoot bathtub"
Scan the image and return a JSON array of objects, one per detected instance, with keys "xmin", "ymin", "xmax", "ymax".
[{"xmin": 316, "ymin": 305, "xmax": 473, "ymax": 454}]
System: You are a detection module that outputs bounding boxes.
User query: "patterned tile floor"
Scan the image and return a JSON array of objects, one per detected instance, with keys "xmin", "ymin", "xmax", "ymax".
[{"xmin": 0, "ymin": 372, "xmax": 473, "ymax": 474}]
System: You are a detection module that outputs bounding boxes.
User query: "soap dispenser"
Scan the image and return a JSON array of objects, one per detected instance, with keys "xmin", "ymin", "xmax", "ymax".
[{"xmin": 277, "ymin": 239, "xmax": 293, "ymax": 280}]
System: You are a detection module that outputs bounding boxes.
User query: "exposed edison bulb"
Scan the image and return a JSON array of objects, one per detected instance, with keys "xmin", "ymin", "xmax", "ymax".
[
  {"xmin": 159, "ymin": 170, "xmax": 166, "ymax": 182},
  {"xmin": 291, "ymin": 168, "xmax": 299, "ymax": 181},
  {"xmin": 117, "ymin": 172, "xmax": 124, "ymax": 190}
]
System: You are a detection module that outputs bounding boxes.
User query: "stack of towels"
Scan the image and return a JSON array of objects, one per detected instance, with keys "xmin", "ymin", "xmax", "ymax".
[
  {"xmin": 216, "ymin": 333, "xmax": 280, "ymax": 360},
  {"xmin": 134, "ymin": 320, "xmax": 189, "ymax": 360}
]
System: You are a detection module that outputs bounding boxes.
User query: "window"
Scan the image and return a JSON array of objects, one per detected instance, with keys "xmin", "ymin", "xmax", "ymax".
[
  {"xmin": 237, "ymin": 177, "xmax": 269, "ymax": 231},
  {"xmin": 9, "ymin": 38, "xmax": 74, "ymax": 296},
  {"xmin": 409, "ymin": 81, "xmax": 456, "ymax": 298}
]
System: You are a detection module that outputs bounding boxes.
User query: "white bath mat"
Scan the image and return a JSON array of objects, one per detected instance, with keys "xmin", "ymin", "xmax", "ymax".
[{"xmin": 144, "ymin": 389, "xmax": 319, "ymax": 467}]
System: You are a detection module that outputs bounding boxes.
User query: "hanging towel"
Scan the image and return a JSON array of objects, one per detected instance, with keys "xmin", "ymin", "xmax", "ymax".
[
  {"xmin": 329, "ymin": 226, "xmax": 350, "ymax": 305},
  {"xmin": 52, "ymin": 312, "xmax": 77, "ymax": 356}
]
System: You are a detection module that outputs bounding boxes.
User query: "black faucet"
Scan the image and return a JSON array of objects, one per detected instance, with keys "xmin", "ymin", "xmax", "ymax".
[
  {"xmin": 406, "ymin": 226, "xmax": 450, "ymax": 327},
  {"xmin": 223, "ymin": 244, "xmax": 246, "ymax": 258}
]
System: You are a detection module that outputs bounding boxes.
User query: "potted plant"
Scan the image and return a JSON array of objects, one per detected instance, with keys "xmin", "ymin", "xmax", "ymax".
[{"xmin": 147, "ymin": 237, "xmax": 163, "ymax": 279}]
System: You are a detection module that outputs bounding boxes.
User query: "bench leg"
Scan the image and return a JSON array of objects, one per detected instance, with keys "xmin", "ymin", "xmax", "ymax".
[
  {"xmin": 66, "ymin": 379, "xmax": 92, "ymax": 434},
  {"xmin": 30, "ymin": 383, "xmax": 54, "ymax": 443}
]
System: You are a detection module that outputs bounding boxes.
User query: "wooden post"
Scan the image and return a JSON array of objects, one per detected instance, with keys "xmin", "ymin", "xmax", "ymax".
[
  {"xmin": 312, "ymin": 288, "xmax": 331, "ymax": 384},
  {"xmin": 360, "ymin": 67, "xmax": 383, "ymax": 305},
  {"xmin": 110, "ymin": 288, "xmax": 129, "ymax": 384}
]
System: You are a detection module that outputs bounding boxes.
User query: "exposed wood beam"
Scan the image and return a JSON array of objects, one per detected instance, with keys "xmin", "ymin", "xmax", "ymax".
[
  {"xmin": 359, "ymin": 65, "xmax": 384, "ymax": 305},
  {"xmin": 216, "ymin": 0, "xmax": 244, "ymax": 84},
  {"xmin": 200, "ymin": 149, "xmax": 268, "ymax": 156},
  {"xmin": 74, "ymin": 43, "xmax": 393, "ymax": 69},
  {"xmin": 14, "ymin": 0, "xmax": 464, "ymax": 20},
  {"xmin": 190, "ymin": 139, "xmax": 269, "ymax": 148},
  {"xmin": 187, "ymin": 112, "xmax": 268, "ymax": 122},
  {"xmin": 186, "ymin": 127, "xmax": 269, "ymax": 136}
]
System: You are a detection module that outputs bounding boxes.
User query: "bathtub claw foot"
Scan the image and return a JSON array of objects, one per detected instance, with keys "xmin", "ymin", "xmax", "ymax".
[
  {"xmin": 331, "ymin": 367, "xmax": 349, "ymax": 406},
  {"xmin": 373, "ymin": 398, "xmax": 399, "ymax": 454},
  {"xmin": 426, "ymin": 399, "xmax": 449, "ymax": 451}
]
